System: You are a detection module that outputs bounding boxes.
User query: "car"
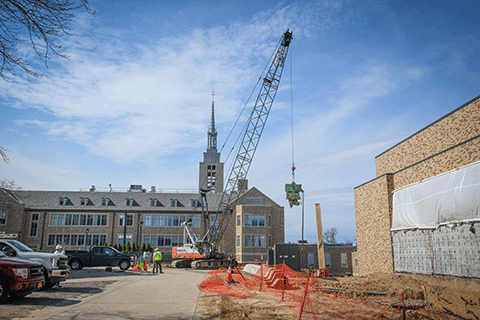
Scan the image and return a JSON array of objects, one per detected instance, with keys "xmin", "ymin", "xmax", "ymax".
[
  {"xmin": 0, "ymin": 240, "xmax": 69, "ymax": 289},
  {"xmin": 66, "ymin": 246, "xmax": 134, "ymax": 271},
  {"xmin": 0, "ymin": 251, "xmax": 45, "ymax": 302}
]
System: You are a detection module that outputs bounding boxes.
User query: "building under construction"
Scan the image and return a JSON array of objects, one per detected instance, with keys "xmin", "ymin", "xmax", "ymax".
[{"xmin": 354, "ymin": 95, "xmax": 480, "ymax": 278}]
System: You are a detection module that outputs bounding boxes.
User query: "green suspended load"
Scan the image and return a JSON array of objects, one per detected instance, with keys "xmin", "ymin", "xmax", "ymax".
[{"xmin": 285, "ymin": 181, "xmax": 303, "ymax": 208}]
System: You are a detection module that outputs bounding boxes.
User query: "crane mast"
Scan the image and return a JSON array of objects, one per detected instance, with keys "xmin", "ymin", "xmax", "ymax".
[
  {"xmin": 210, "ymin": 29, "xmax": 293, "ymax": 251},
  {"xmin": 172, "ymin": 29, "xmax": 292, "ymax": 268}
]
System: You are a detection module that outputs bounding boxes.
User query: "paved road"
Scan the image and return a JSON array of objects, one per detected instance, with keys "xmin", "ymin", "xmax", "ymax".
[{"xmin": 18, "ymin": 268, "xmax": 210, "ymax": 320}]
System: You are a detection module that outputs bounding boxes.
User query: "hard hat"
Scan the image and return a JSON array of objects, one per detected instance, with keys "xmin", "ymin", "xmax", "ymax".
[{"xmin": 56, "ymin": 244, "xmax": 63, "ymax": 250}]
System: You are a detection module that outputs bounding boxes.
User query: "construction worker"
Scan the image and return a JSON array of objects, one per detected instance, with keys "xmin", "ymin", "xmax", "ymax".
[
  {"xmin": 229, "ymin": 253, "xmax": 237, "ymax": 268},
  {"xmin": 152, "ymin": 248, "xmax": 163, "ymax": 274},
  {"xmin": 54, "ymin": 244, "xmax": 65, "ymax": 255}
]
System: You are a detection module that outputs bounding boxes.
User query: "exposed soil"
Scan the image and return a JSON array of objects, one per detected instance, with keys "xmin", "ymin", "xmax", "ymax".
[{"xmin": 197, "ymin": 272, "xmax": 480, "ymax": 319}]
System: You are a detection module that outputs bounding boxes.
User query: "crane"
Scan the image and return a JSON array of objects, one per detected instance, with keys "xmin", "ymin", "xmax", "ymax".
[{"xmin": 172, "ymin": 29, "xmax": 293, "ymax": 268}]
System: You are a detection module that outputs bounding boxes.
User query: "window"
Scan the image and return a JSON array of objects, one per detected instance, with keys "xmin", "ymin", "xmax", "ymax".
[
  {"xmin": 236, "ymin": 235, "xmax": 241, "ymax": 247},
  {"xmin": 190, "ymin": 199, "xmax": 200, "ymax": 207},
  {"xmin": 325, "ymin": 253, "xmax": 331, "ymax": 268},
  {"xmin": 125, "ymin": 198, "xmax": 135, "ymax": 206},
  {"xmin": 102, "ymin": 198, "xmax": 112, "ymax": 206},
  {"xmin": 236, "ymin": 215, "xmax": 240, "ymax": 227},
  {"xmin": 170, "ymin": 199, "xmax": 182, "ymax": 207},
  {"xmin": 211, "ymin": 215, "xmax": 217, "ymax": 233},
  {"xmin": 268, "ymin": 215, "xmax": 272, "ymax": 227},
  {"xmin": 58, "ymin": 197, "xmax": 72, "ymax": 206},
  {"xmin": 80, "ymin": 197, "xmax": 93, "ymax": 206},
  {"xmin": 268, "ymin": 235, "xmax": 272, "ymax": 247},
  {"xmin": 244, "ymin": 215, "xmax": 265, "ymax": 227},
  {"xmin": 30, "ymin": 213, "xmax": 39, "ymax": 237},
  {"xmin": 0, "ymin": 213, "xmax": 6, "ymax": 225},
  {"xmin": 245, "ymin": 197, "xmax": 262, "ymax": 205},
  {"xmin": 118, "ymin": 234, "xmax": 132, "ymax": 246},
  {"xmin": 150, "ymin": 199, "xmax": 163, "ymax": 207},
  {"xmin": 355, "ymin": 258, "xmax": 358, "ymax": 267},
  {"xmin": 206, "ymin": 165, "xmax": 217, "ymax": 192},
  {"xmin": 341, "ymin": 252, "xmax": 348, "ymax": 268},
  {"xmin": 193, "ymin": 216, "xmax": 200, "ymax": 227},
  {"xmin": 244, "ymin": 235, "xmax": 265, "ymax": 247},
  {"xmin": 48, "ymin": 234, "xmax": 55, "ymax": 246},
  {"xmin": 119, "ymin": 214, "xmax": 133, "ymax": 226}
]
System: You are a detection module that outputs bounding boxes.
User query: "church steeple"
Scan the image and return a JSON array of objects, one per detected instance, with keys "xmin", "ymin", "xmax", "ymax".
[
  {"xmin": 203, "ymin": 91, "xmax": 220, "ymax": 163},
  {"xmin": 207, "ymin": 91, "xmax": 218, "ymax": 152}
]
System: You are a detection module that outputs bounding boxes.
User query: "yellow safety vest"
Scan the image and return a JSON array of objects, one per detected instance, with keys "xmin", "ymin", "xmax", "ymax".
[{"xmin": 154, "ymin": 251, "xmax": 162, "ymax": 261}]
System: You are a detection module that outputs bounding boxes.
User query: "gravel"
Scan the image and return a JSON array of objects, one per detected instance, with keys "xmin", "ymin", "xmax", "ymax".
[{"xmin": 0, "ymin": 267, "xmax": 137, "ymax": 319}]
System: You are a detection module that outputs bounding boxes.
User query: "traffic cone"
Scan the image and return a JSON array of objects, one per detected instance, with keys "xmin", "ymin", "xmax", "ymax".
[
  {"xmin": 143, "ymin": 258, "xmax": 148, "ymax": 271},
  {"xmin": 225, "ymin": 265, "xmax": 234, "ymax": 283},
  {"xmin": 132, "ymin": 257, "xmax": 141, "ymax": 271}
]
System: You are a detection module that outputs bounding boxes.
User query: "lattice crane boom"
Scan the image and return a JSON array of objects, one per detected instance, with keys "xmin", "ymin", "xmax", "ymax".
[{"xmin": 209, "ymin": 29, "xmax": 293, "ymax": 250}]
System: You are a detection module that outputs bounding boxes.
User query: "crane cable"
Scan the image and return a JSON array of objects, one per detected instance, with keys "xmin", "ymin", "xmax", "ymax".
[{"xmin": 290, "ymin": 45, "xmax": 296, "ymax": 182}]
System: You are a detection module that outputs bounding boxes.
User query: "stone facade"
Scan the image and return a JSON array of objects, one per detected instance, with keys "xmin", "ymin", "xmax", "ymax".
[
  {"xmin": 354, "ymin": 95, "xmax": 480, "ymax": 276},
  {"xmin": 0, "ymin": 189, "xmax": 25, "ymax": 239},
  {"xmin": 232, "ymin": 187, "xmax": 285, "ymax": 264}
]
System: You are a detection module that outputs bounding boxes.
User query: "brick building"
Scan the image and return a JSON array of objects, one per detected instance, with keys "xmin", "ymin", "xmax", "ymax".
[
  {"xmin": 0, "ymin": 98, "xmax": 285, "ymax": 262},
  {"xmin": 354, "ymin": 95, "xmax": 480, "ymax": 277}
]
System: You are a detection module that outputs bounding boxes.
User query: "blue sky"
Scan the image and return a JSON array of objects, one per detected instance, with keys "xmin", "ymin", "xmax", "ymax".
[{"xmin": 1, "ymin": 0, "xmax": 479, "ymax": 244}]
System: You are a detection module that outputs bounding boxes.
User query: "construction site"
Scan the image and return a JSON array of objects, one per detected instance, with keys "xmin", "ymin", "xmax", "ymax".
[{"xmin": 1, "ymin": 22, "xmax": 479, "ymax": 320}]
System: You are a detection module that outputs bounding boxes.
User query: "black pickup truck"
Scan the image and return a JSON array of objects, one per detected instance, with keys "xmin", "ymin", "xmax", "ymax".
[{"xmin": 66, "ymin": 246, "xmax": 134, "ymax": 271}]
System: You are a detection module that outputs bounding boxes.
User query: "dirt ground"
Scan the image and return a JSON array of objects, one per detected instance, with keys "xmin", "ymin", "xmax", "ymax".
[{"xmin": 197, "ymin": 272, "xmax": 480, "ymax": 319}]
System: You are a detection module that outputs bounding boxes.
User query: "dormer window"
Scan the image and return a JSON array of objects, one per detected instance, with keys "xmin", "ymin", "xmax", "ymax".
[
  {"xmin": 191, "ymin": 199, "xmax": 201, "ymax": 207},
  {"xmin": 58, "ymin": 197, "xmax": 72, "ymax": 206},
  {"xmin": 102, "ymin": 198, "xmax": 113, "ymax": 206},
  {"xmin": 150, "ymin": 199, "xmax": 163, "ymax": 207},
  {"xmin": 80, "ymin": 197, "xmax": 93, "ymax": 206},
  {"xmin": 126, "ymin": 198, "xmax": 135, "ymax": 206},
  {"xmin": 170, "ymin": 199, "xmax": 181, "ymax": 207}
]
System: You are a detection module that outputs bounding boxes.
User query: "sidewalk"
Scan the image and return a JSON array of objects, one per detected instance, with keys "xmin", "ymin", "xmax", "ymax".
[{"xmin": 19, "ymin": 268, "xmax": 210, "ymax": 320}]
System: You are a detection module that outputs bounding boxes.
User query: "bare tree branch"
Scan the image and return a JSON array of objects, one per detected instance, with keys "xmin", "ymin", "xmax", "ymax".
[
  {"xmin": 0, "ymin": 146, "xmax": 9, "ymax": 163},
  {"xmin": 0, "ymin": 0, "xmax": 95, "ymax": 81},
  {"xmin": 0, "ymin": 178, "xmax": 22, "ymax": 189}
]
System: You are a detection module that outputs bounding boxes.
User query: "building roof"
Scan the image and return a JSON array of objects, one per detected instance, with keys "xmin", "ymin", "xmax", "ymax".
[{"xmin": 12, "ymin": 189, "xmax": 224, "ymax": 212}]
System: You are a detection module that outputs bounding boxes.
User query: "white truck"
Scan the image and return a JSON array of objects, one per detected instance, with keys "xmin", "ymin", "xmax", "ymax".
[{"xmin": 0, "ymin": 239, "xmax": 69, "ymax": 289}]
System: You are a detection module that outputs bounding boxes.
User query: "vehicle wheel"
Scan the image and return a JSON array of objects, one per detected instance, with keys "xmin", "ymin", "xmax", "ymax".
[
  {"xmin": 0, "ymin": 278, "xmax": 9, "ymax": 302},
  {"xmin": 69, "ymin": 259, "xmax": 83, "ymax": 270},
  {"xmin": 119, "ymin": 260, "xmax": 130, "ymax": 271},
  {"xmin": 42, "ymin": 282, "xmax": 56, "ymax": 290},
  {"xmin": 195, "ymin": 261, "xmax": 201, "ymax": 269}
]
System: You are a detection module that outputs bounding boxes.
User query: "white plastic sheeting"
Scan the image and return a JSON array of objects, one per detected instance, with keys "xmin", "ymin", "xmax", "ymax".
[{"xmin": 392, "ymin": 161, "xmax": 480, "ymax": 231}]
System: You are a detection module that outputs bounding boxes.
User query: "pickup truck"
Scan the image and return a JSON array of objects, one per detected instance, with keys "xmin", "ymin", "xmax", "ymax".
[
  {"xmin": 0, "ymin": 240, "xmax": 69, "ymax": 289},
  {"xmin": 66, "ymin": 246, "xmax": 134, "ymax": 271},
  {"xmin": 0, "ymin": 251, "xmax": 45, "ymax": 302}
]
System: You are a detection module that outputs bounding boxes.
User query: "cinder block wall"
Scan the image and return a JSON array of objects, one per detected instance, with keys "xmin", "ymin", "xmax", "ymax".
[
  {"xmin": 376, "ymin": 97, "xmax": 480, "ymax": 176},
  {"xmin": 354, "ymin": 174, "xmax": 394, "ymax": 276}
]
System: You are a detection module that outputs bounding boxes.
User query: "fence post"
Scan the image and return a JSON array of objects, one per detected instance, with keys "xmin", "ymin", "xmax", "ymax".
[
  {"xmin": 297, "ymin": 273, "xmax": 311, "ymax": 320},
  {"xmin": 259, "ymin": 264, "xmax": 263, "ymax": 292}
]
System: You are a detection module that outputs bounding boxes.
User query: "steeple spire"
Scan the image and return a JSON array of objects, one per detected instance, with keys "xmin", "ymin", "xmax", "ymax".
[
  {"xmin": 208, "ymin": 91, "xmax": 217, "ymax": 150},
  {"xmin": 203, "ymin": 91, "xmax": 220, "ymax": 163}
]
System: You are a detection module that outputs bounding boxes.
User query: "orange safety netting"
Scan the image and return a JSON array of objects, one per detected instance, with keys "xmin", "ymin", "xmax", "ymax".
[{"xmin": 199, "ymin": 264, "xmax": 448, "ymax": 320}]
